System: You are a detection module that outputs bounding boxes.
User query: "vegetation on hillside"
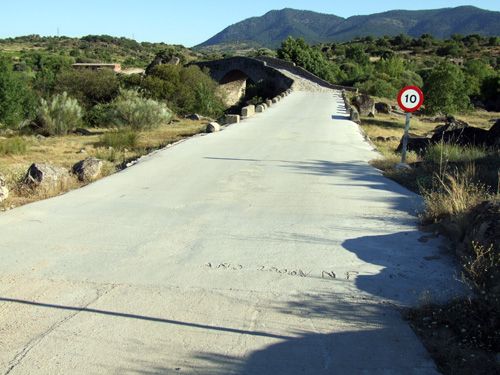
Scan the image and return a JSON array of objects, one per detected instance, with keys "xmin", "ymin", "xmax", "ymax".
[
  {"xmin": 277, "ymin": 34, "xmax": 499, "ymax": 114},
  {"xmin": 196, "ymin": 7, "xmax": 500, "ymax": 50}
]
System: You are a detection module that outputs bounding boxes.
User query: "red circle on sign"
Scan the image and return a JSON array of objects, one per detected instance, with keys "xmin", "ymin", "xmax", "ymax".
[{"xmin": 397, "ymin": 86, "xmax": 424, "ymax": 113}]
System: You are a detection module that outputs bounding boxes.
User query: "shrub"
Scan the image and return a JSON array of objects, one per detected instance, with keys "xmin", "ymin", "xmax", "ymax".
[
  {"xmin": 356, "ymin": 78, "xmax": 397, "ymax": 98},
  {"xmin": 423, "ymin": 62, "xmax": 471, "ymax": 115},
  {"xmin": 99, "ymin": 129, "xmax": 138, "ymax": 150},
  {"xmin": 421, "ymin": 166, "xmax": 490, "ymax": 223},
  {"xmin": 0, "ymin": 57, "xmax": 37, "ymax": 128},
  {"xmin": 54, "ymin": 68, "xmax": 120, "ymax": 108},
  {"xmin": 142, "ymin": 65, "xmax": 224, "ymax": 118},
  {"xmin": 424, "ymin": 144, "xmax": 488, "ymax": 164},
  {"xmin": 277, "ymin": 37, "xmax": 341, "ymax": 83},
  {"xmin": 0, "ymin": 137, "xmax": 28, "ymax": 155},
  {"xmin": 103, "ymin": 90, "xmax": 173, "ymax": 130},
  {"xmin": 36, "ymin": 92, "xmax": 83, "ymax": 135}
]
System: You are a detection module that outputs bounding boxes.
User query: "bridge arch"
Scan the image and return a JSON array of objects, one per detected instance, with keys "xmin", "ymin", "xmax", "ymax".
[{"xmin": 193, "ymin": 57, "xmax": 294, "ymax": 107}]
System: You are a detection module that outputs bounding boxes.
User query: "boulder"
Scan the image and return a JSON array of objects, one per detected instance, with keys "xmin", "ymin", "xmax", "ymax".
[
  {"xmin": 375, "ymin": 102, "xmax": 391, "ymax": 114},
  {"xmin": 488, "ymin": 119, "xmax": 500, "ymax": 146},
  {"xmin": 0, "ymin": 173, "xmax": 8, "ymax": 203},
  {"xmin": 24, "ymin": 163, "xmax": 71, "ymax": 189},
  {"xmin": 349, "ymin": 107, "xmax": 360, "ymax": 124},
  {"xmin": 168, "ymin": 56, "xmax": 180, "ymax": 66},
  {"xmin": 241, "ymin": 105, "xmax": 255, "ymax": 118},
  {"xmin": 73, "ymin": 128, "xmax": 93, "ymax": 136},
  {"xmin": 206, "ymin": 122, "xmax": 221, "ymax": 133},
  {"xmin": 432, "ymin": 116, "xmax": 470, "ymax": 140},
  {"xmin": 72, "ymin": 157, "xmax": 103, "ymax": 182},
  {"xmin": 396, "ymin": 135, "xmax": 432, "ymax": 154},
  {"xmin": 432, "ymin": 127, "xmax": 489, "ymax": 147},
  {"xmin": 185, "ymin": 113, "xmax": 202, "ymax": 121},
  {"xmin": 224, "ymin": 114, "xmax": 240, "ymax": 125},
  {"xmin": 353, "ymin": 94, "xmax": 375, "ymax": 116},
  {"xmin": 266, "ymin": 99, "xmax": 272, "ymax": 107},
  {"xmin": 256, "ymin": 104, "xmax": 265, "ymax": 113}
]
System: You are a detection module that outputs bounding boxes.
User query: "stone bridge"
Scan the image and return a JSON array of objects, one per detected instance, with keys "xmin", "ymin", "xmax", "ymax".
[
  {"xmin": 193, "ymin": 56, "xmax": 356, "ymax": 106},
  {"xmin": 194, "ymin": 57, "xmax": 294, "ymax": 106}
]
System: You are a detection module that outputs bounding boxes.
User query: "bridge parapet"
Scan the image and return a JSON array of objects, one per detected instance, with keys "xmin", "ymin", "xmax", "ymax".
[{"xmin": 254, "ymin": 56, "xmax": 357, "ymax": 92}]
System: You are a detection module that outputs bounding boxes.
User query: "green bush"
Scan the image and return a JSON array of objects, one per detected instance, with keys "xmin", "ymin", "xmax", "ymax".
[
  {"xmin": 423, "ymin": 62, "xmax": 471, "ymax": 115},
  {"xmin": 99, "ymin": 129, "xmax": 138, "ymax": 150},
  {"xmin": 0, "ymin": 57, "xmax": 37, "ymax": 128},
  {"xmin": 356, "ymin": 78, "xmax": 397, "ymax": 98},
  {"xmin": 142, "ymin": 65, "xmax": 224, "ymax": 118},
  {"xmin": 55, "ymin": 68, "xmax": 120, "ymax": 108},
  {"xmin": 0, "ymin": 136, "xmax": 28, "ymax": 155},
  {"xmin": 36, "ymin": 92, "xmax": 83, "ymax": 135},
  {"xmin": 424, "ymin": 143, "xmax": 488, "ymax": 164},
  {"xmin": 97, "ymin": 90, "xmax": 173, "ymax": 130},
  {"xmin": 277, "ymin": 37, "xmax": 341, "ymax": 83}
]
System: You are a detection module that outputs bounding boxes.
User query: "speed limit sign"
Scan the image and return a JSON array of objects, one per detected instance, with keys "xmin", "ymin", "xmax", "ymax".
[
  {"xmin": 397, "ymin": 86, "xmax": 424, "ymax": 112},
  {"xmin": 397, "ymin": 86, "xmax": 424, "ymax": 164}
]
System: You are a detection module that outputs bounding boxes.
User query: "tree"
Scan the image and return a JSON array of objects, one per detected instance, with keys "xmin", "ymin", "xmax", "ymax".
[
  {"xmin": 0, "ymin": 57, "xmax": 37, "ymax": 128},
  {"xmin": 142, "ymin": 65, "xmax": 224, "ymax": 117},
  {"xmin": 277, "ymin": 37, "xmax": 341, "ymax": 83},
  {"xmin": 345, "ymin": 45, "xmax": 369, "ymax": 65},
  {"xmin": 423, "ymin": 62, "xmax": 470, "ymax": 115},
  {"xmin": 55, "ymin": 68, "xmax": 120, "ymax": 108},
  {"xmin": 463, "ymin": 59, "xmax": 495, "ymax": 96}
]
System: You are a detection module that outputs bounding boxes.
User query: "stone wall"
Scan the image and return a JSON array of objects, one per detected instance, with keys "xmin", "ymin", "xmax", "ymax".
[{"xmin": 254, "ymin": 56, "xmax": 357, "ymax": 92}]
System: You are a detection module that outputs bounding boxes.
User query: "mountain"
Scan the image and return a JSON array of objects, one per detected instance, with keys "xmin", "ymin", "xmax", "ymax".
[{"xmin": 196, "ymin": 6, "xmax": 500, "ymax": 50}]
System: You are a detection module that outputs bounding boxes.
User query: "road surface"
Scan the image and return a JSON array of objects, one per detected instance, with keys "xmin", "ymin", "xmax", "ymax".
[{"xmin": 0, "ymin": 90, "xmax": 462, "ymax": 374}]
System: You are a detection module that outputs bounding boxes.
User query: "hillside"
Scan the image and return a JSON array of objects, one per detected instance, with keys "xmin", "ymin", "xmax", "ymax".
[
  {"xmin": 196, "ymin": 6, "xmax": 500, "ymax": 50},
  {"xmin": 0, "ymin": 34, "xmax": 199, "ymax": 68}
]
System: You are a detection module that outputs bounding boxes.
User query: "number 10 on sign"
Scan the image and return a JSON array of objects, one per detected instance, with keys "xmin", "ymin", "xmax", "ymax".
[{"xmin": 397, "ymin": 86, "xmax": 424, "ymax": 164}]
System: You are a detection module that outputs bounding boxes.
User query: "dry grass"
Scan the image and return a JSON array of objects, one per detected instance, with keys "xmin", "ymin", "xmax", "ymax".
[
  {"xmin": 0, "ymin": 119, "xmax": 205, "ymax": 210},
  {"xmin": 421, "ymin": 166, "xmax": 491, "ymax": 223}
]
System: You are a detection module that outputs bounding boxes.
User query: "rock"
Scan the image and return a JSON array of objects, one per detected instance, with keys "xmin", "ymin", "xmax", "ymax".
[
  {"xmin": 73, "ymin": 128, "xmax": 93, "ymax": 136},
  {"xmin": 395, "ymin": 163, "xmax": 412, "ymax": 171},
  {"xmin": 241, "ymin": 105, "xmax": 255, "ymax": 118},
  {"xmin": 349, "ymin": 107, "xmax": 360, "ymax": 124},
  {"xmin": 488, "ymin": 119, "xmax": 500, "ymax": 146},
  {"xmin": 396, "ymin": 135, "xmax": 432, "ymax": 154},
  {"xmin": 368, "ymin": 112, "xmax": 375, "ymax": 118},
  {"xmin": 353, "ymin": 94, "xmax": 376, "ymax": 116},
  {"xmin": 206, "ymin": 122, "xmax": 221, "ymax": 133},
  {"xmin": 432, "ymin": 116, "xmax": 470, "ymax": 140},
  {"xmin": 224, "ymin": 114, "xmax": 240, "ymax": 125},
  {"xmin": 256, "ymin": 104, "xmax": 265, "ymax": 113},
  {"xmin": 72, "ymin": 157, "xmax": 103, "ymax": 182},
  {"xmin": 266, "ymin": 99, "xmax": 272, "ymax": 107},
  {"xmin": 24, "ymin": 163, "xmax": 71, "ymax": 189},
  {"xmin": 375, "ymin": 102, "xmax": 391, "ymax": 114},
  {"xmin": 0, "ymin": 173, "xmax": 8, "ymax": 203},
  {"xmin": 432, "ymin": 127, "xmax": 489, "ymax": 147},
  {"xmin": 35, "ymin": 134, "xmax": 46, "ymax": 141},
  {"xmin": 185, "ymin": 113, "xmax": 202, "ymax": 121},
  {"xmin": 168, "ymin": 56, "xmax": 180, "ymax": 66}
]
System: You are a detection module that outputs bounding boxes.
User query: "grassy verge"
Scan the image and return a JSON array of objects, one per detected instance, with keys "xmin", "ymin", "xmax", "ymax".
[
  {"xmin": 0, "ymin": 120, "xmax": 205, "ymax": 210},
  {"xmin": 358, "ymin": 109, "xmax": 500, "ymax": 375}
]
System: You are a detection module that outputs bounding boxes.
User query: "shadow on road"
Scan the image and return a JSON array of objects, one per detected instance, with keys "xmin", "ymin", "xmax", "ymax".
[
  {"xmin": 0, "ymin": 297, "xmax": 290, "ymax": 340},
  {"xmin": 121, "ymin": 296, "xmax": 436, "ymax": 374},
  {"xmin": 205, "ymin": 157, "xmax": 421, "ymax": 216}
]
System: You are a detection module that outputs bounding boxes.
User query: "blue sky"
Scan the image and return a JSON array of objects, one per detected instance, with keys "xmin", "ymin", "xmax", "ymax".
[{"xmin": 1, "ymin": 1, "xmax": 498, "ymax": 47}]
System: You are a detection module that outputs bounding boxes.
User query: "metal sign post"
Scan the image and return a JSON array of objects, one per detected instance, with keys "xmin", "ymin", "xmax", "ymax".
[{"xmin": 401, "ymin": 112, "xmax": 411, "ymax": 164}]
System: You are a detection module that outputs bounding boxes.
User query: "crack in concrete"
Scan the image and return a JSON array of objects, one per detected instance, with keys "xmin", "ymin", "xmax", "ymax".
[{"xmin": 3, "ymin": 285, "xmax": 116, "ymax": 375}]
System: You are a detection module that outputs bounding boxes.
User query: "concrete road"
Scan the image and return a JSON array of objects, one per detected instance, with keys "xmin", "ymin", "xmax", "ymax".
[{"xmin": 0, "ymin": 91, "xmax": 462, "ymax": 374}]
